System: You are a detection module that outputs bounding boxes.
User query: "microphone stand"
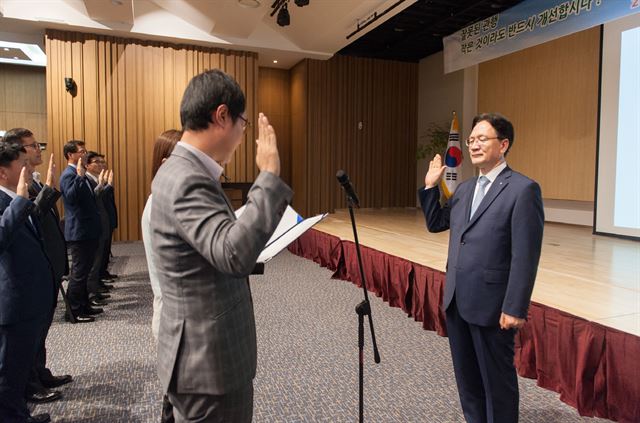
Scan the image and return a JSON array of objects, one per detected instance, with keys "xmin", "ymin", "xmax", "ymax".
[{"xmin": 345, "ymin": 195, "xmax": 381, "ymax": 423}]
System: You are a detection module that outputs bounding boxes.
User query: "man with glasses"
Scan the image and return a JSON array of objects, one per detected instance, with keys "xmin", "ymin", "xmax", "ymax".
[
  {"xmin": 84, "ymin": 151, "xmax": 114, "ymax": 306},
  {"xmin": 420, "ymin": 113, "xmax": 544, "ymax": 423},
  {"xmin": 150, "ymin": 69, "xmax": 292, "ymax": 422},
  {"xmin": 0, "ymin": 142, "xmax": 54, "ymax": 423},
  {"xmin": 2, "ymin": 128, "xmax": 73, "ymax": 406}
]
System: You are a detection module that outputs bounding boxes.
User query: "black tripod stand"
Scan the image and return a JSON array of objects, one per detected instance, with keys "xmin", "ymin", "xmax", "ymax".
[{"xmin": 337, "ymin": 170, "xmax": 381, "ymax": 423}]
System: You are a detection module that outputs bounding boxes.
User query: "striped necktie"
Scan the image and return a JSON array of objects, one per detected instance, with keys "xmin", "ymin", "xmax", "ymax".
[{"xmin": 470, "ymin": 176, "xmax": 490, "ymax": 219}]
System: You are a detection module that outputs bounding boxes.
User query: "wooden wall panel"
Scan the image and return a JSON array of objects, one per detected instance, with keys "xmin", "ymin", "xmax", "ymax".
[
  {"xmin": 0, "ymin": 63, "xmax": 48, "ymax": 175},
  {"xmin": 478, "ymin": 27, "xmax": 599, "ymax": 201},
  {"xmin": 292, "ymin": 56, "xmax": 418, "ymax": 217},
  {"xmin": 46, "ymin": 30, "xmax": 258, "ymax": 241},
  {"xmin": 258, "ymin": 67, "xmax": 291, "ymax": 186}
]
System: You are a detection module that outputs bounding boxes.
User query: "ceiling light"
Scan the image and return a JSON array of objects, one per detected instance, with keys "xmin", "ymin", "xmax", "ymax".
[
  {"xmin": 111, "ymin": 0, "xmax": 123, "ymax": 5},
  {"xmin": 0, "ymin": 41, "xmax": 47, "ymax": 67},
  {"xmin": 294, "ymin": 0, "xmax": 309, "ymax": 6},
  {"xmin": 238, "ymin": 0, "xmax": 261, "ymax": 8},
  {"xmin": 277, "ymin": 3, "xmax": 290, "ymax": 27},
  {"xmin": 273, "ymin": 60, "xmax": 278, "ymax": 63}
]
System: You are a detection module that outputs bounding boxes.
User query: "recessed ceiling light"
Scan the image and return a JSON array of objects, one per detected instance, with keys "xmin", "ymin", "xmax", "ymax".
[
  {"xmin": 238, "ymin": 0, "xmax": 261, "ymax": 8},
  {"xmin": 0, "ymin": 42, "xmax": 47, "ymax": 67},
  {"xmin": 111, "ymin": 0, "xmax": 124, "ymax": 5},
  {"xmin": 273, "ymin": 60, "xmax": 278, "ymax": 64}
]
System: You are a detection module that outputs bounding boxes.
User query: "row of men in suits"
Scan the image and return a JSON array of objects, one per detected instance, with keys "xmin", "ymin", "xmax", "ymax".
[{"xmin": 0, "ymin": 129, "xmax": 119, "ymax": 422}]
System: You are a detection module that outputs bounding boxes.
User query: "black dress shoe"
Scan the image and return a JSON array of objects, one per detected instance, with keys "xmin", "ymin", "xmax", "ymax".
[
  {"xmin": 65, "ymin": 313, "xmax": 95, "ymax": 323},
  {"xmin": 90, "ymin": 298, "xmax": 108, "ymax": 307},
  {"xmin": 92, "ymin": 292, "xmax": 111, "ymax": 300},
  {"xmin": 27, "ymin": 413, "xmax": 51, "ymax": 423},
  {"xmin": 96, "ymin": 285, "xmax": 112, "ymax": 294},
  {"xmin": 42, "ymin": 374, "xmax": 73, "ymax": 388},
  {"xmin": 26, "ymin": 389, "xmax": 61, "ymax": 403},
  {"xmin": 83, "ymin": 306, "xmax": 103, "ymax": 315}
]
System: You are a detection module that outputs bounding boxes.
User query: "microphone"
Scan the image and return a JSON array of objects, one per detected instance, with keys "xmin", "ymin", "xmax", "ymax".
[{"xmin": 336, "ymin": 170, "xmax": 360, "ymax": 208}]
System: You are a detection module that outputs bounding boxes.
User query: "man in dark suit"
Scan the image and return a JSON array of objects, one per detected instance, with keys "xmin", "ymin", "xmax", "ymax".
[
  {"xmin": 99, "ymin": 159, "xmax": 118, "ymax": 281},
  {"xmin": 59, "ymin": 140, "xmax": 102, "ymax": 322},
  {"xmin": 0, "ymin": 143, "xmax": 54, "ymax": 423},
  {"xmin": 420, "ymin": 113, "xmax": 544, "ymax": 423},
  {"xmin": 151, "ymin": 70, "xmax": 292, "ymax": 422},
  {"xmin": 2, "ymin": 128, "xmax": 73, "ymax": 404},
  {"xmin": 84, "ymin": 151, "xmax": 113, "ymax": 303}
]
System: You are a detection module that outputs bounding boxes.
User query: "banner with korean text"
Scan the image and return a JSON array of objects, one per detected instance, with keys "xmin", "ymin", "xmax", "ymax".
[{"xmin": 443, "ymin": 0, "xmax": 640, "ymax": 73}]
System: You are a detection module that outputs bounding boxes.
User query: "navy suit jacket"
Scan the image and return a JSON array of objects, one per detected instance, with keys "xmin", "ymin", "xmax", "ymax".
[
  {"xmin": 60, "ymin": 165, "xmax": 101, "ymax": 242},
  {"xmin": 419, "ymin": 166, "xmax": 544, "ymax": 326},
  {"xmin": 104, "ymin": 184, "xmax": 118, "ymax": 230},
  {"xmin": 0, "ymin": 192, "xmax": 55, "ymax": 325}
]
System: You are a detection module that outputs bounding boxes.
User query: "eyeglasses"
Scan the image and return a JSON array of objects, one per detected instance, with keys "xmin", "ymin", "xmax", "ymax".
[
  {"xmin": 23, "ymin": 142, "xmax": 41, "ymax": 150},
  {"xmin": 238, "ymin": 115, "xmax": 251, "ymax": 130},
  {"xmin": 465, "ymin": 135, "xmax": 501, "ymax": 147}
]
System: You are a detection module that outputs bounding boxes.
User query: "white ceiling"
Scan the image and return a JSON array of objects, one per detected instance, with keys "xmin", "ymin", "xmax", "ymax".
[{"xmin": 0, "ymin": 0, "xmax": 416, "ymax": 69}]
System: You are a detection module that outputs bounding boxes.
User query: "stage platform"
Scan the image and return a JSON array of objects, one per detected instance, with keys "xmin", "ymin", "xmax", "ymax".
[
  {"xmin": 287, "ymin": 208, "xmax": 640, "ymax": 422},
  {"xmin": 314, "ymin": 208, "xmax": 640, "ymax": 336}
]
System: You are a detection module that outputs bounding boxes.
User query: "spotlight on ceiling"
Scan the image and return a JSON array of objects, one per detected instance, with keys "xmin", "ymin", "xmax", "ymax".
[
  {"xmin": 277, "ymin": 2, "xmax": 290, "ymax": 27},
  {"xmin": 294, "ymin": 0, "xmax": 309, "ymax": 6}
]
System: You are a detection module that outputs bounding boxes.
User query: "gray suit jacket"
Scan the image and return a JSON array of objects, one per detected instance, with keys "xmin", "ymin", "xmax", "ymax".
[{"xmin": 150, "ymin": 144, "xmax": 293, "ymax": 395}]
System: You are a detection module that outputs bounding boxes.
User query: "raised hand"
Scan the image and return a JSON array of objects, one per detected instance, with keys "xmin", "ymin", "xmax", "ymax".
[
  {"xmin": 17, "ymin": 166, "xmax": 30, "ymax": 198},
  {"xmin": 107, "ymin": 169, "xmax": 114, "ymax": 186},
  {"xmin": 77, "ymin": 156, "xmax": 86, "ymax": 177},
  {"xmin": 98, "ymin": 169, "xmax": 106, "ymax": 186},
  {"xmin": 45, "ymin": 153, "xmax": 57, "ymax": 188},
  {"xmin": 424, "ymin": 154, "xmax": 446, "ymax": 189},
  {"xmin": 255, "ymin": 113, "xmax": 280, "ymax": 176}
]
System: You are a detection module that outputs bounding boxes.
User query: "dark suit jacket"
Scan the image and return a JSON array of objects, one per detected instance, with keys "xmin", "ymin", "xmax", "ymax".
[
  {"xmin": 87, "ymin": 176, "xmax": 112, "ymax": 241},
  {"xmin": 103, "ymin": 184, "xmax": 118, "ymax": 230},
  {"xmin": 419, "ymin": 166, "xmax": 544, "ymax": 326},
  {"xmin": 59, "ymin": 165, "xmax": 101, "ymax": 242},
  {"xmin": 29, "ymin": 182, "xmax": 68, "ymax": 282},
  {"xmin": 0, "ymin": 192, "xmax": 55, "ymax": 325}
]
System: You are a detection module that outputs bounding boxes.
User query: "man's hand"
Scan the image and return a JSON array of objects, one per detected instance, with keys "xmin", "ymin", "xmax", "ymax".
[
  {"xmin": 45, "ymin": 153, "xmax": 57, "ymax": 188},
  {"xmin": 107, "ymin": 169, "xmax": 114, "ymax": 186},
  {"xmin": 98, "ymin": 169, "xmax": 106, "ymax": 186},
  {"xmin": 17, "ymin": 166, "xmax": 30, "ymax": 198},
  {"xmin": 500, "ymin": 312, "xmax": 526, "ymax": 330},
  {"xmin": 255, "ymin": 113, "xmax": 280, "ymax": 176},
  {"xmin": 424, "ymin": 154, "xmax": 446, "ymax": 188},
  {"xmin": 77, "ymin": 157, "xmax": 86, "ymax": 177}
]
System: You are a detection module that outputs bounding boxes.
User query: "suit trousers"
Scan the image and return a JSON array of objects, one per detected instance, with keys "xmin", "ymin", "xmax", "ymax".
[
  {"xmin": 87, "ymin": 236, "xmax": 107, "ymax": 295},
  {"xmin": 100, "ymin": 231, "xmax": 114, "ymax": 277},
  {"xmin": 168, "ymin": 383, "xmax": 253, "ymax": 423},
  {"xmin": 26, "ymin": 303, "xmax": 57, "ymax": 394},
  {"xmin": 0, "ymin": 318, "xmax": 44, "ymax": 422},
  {"xmin": 446, "ymin": 297, "xmax": 519, "ymax": 423},
  {"xmin": 67, "ymin": 239, "xmax": 99, "ymax": 313}
]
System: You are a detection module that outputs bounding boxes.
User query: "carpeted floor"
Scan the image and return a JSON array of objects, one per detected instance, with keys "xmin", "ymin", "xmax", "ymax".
[{"xmin": 31, "ymin": 242, "xmax": 610, "ymax": 422}]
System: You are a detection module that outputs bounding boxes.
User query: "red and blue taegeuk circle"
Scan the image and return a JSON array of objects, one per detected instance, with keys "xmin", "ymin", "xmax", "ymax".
[{"xmin": 445, "ymin": 146, "xmax": 463, "ymax": 167}]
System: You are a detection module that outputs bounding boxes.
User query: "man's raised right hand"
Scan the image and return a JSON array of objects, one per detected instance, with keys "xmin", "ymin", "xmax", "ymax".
[
  {"xmin": 255, "ymin": 112, "xmax": 280, "ymax": 176},
  {"xmin": 424, "ymin": 154, "xmax": 446, "ymax": 189}
]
